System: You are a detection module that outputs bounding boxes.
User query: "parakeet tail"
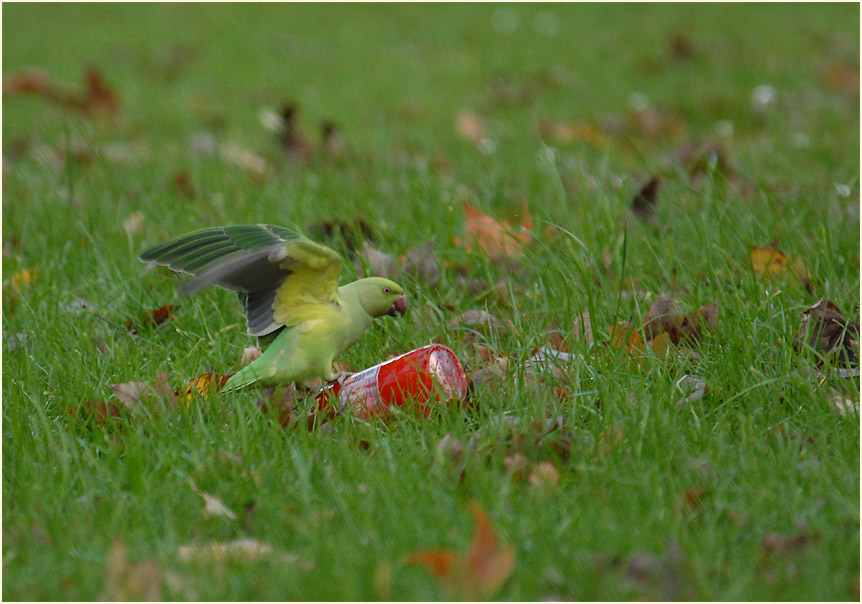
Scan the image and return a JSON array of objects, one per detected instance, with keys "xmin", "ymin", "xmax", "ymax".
[{"xmin": 221, "ymin": 364, "xmax": 266, "ymax": 392}]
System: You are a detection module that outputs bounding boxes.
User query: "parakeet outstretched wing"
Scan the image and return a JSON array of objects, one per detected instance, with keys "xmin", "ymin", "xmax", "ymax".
[{"xmin": 140, "ymin": 224, "xmax": 343, "ymax": 337}]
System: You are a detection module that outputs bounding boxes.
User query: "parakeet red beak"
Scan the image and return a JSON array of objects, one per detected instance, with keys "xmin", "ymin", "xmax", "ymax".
[{"xmin": 387, "ymin": 294, "xmax": 407, "ymax": 317}]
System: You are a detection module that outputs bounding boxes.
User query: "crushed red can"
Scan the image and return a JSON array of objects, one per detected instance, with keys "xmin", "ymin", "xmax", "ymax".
[{"xmin": 314, "ymin": 344, "xmax": 468, "ymax": 420}]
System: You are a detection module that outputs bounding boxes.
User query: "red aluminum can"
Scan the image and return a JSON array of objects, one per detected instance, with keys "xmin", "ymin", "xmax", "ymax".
[{"xmin": 314, "ymin": 344, "xmax": 468, "ymax": 419}]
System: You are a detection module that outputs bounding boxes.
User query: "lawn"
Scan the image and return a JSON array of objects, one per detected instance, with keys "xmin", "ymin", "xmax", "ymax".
[{"xmin": 2, "ymin": 3, "xmax": 859, "ymax": 601}]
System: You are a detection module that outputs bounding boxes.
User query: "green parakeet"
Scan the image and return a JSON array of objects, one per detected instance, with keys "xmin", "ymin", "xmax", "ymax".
[{"xmin": 140, "ymin": 224, "xmax": 407, "ymax": 391}]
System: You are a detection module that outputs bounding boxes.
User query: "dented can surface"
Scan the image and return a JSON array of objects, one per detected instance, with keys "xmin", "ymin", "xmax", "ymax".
[{"xmin": 315, "ymin": 344, "xmax": 468, "ymax": 419}]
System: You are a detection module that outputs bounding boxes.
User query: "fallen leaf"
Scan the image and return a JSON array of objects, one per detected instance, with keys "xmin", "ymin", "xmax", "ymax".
[
  {"xmin": 125, "ymin": 304, "xmax": 177, "ymax": 333},
  {"xmin": 456, "ymin": 109, "xmax": 486, "ymax": 144},
  {"xmin": 110, "ymin": 371, "xmax": 178, "ymax": 411},
  {"xmin": 528, "ymin": 460, "xmax": 560, "ymax": 496},
  {"xmin": 277, "ymin": 103, "xmax": 315, "ymax": 162},
  {"xmin": 7, "ymin": 267, "xmax": 36, "ymax": 292},
  {"xmin": 218, "ymin": 141, "xmax": 269, "ymax": 178},
  {"xmin": 751, "ymin": 241, "xmax": 789, "ymax": 277},
  {"xmin": 446, "ymin": 309, "xmax": 506, "ymax": 332},
  {"xmin": 503, "ymin": 453, "xmax": 529, "ymax": 481},
  {"xmin": 172, "ymin": 170, "xmax": 196, "ymax": 199},
  {"xmin": 456, "ymin": 201, "xmax": 532, "ymax": 260},
  {"xmin": 400, "ymin": 237, "xmax": 440, "ymax": 287},
  {"xmin": 436, "ymin": 433, "xmax": 465, "ymax": 465},
  {"xmin": 321, "ymin": 119, "xmax": 347, "ymax": 159},
  {"xmin": 829, "ymin": 392, "xmax": 859, "ymax": 416},
  {"xmin": 632, "ymin": 175, "xmax": 660, "ymax": 222},
  {"xmin": 68, "ymin": 399, "xmax": 124, "ymax": 425},
  {"xmin": 82, "ymin": 67, "xmax": 119, "ymax": 116},
  {"xmin": 470, "ymin": 356, "xmax": 509, "ymax": 391},
  {"xmin": 100, "ymin": 536, "xmax": 162, "ymax": 601},
  {"xmin": 407, "ymin": 500, "xmax": 515, "ymax": 600},
  {"xmin": 110, "ymin": 381, "xmax": 155, "ymax": 410},
  {"xmin": 241, "ymin": 346, "xmax": 263, "ymax": 368},
  {"xmin": 667, "ymin": 32, "xmax": 694, "ymax": 60},
  {"xmin": 189, "ymin": 478, "xmax": 237, "ymax": 520},
  {"xmin": 571, "ymin": 310, "xmax": 595, "ymax": 348},
  {"xmin": 178, "ymin": 538, "xmax": 272, "ymax": 562},
  {"xmin": 358, "ymin": 240, "xmax": 398, "ymax": 279},
  {"xmin": 794, "ymin": 298, "xmax": 859, "ymax": 367},
  {"xmin": 674, "ymin": 375, "xmax": 708, "ymax": 407},
  {"xmin": 122, "ymin": 212, "xmax": 144, "ymax": 237},
  {"xmin": 180, "ymin": 373, "xmax": 231, "ymax": 405},
  {"xmin": 545, "ymin": 323, "xmax": 569, "ymax": 353},
  {"xmin": 3, "ymin": 68, "xmax": 51, "ymax": 95}
]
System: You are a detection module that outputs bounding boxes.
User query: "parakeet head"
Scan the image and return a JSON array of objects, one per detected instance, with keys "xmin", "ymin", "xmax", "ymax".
[{"xmin": 353, "ymin": 278, "xmax": 407, "ymax": 318}]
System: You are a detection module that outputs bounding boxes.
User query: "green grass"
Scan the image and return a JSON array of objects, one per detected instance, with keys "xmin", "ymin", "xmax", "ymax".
[{"xmin": 3, "ymin": 3, "xmax": 859, "ymax": 601}]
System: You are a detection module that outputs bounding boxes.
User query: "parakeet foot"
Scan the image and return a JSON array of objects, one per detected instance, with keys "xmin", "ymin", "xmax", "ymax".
[{"xmin": 329, "ymin": 371, "xmax": 355, "ymax": 386}]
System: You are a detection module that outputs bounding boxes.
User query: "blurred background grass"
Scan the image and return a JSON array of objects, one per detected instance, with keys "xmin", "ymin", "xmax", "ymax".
[{"xmin": 2, "ymin": 3, "xmax": 859, "ymax": 601}]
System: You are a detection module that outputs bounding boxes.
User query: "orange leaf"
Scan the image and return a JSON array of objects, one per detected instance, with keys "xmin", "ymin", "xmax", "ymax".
[
  {"xmin": 458, "ymin": 202, "xmax": 532, "ymax": 260},
  {"xmin": 407, "ymin": 550, "xmax": 456, "ymax": 577},
  {"xmin": 407, "ymin": 500, "xmax": 515, "ymax": 600},
  {"xmin": 180, "ymin": 373, "xmax": 231, "ymax": 405},
  {"xmin": 751, "ymin": 243, "xmax": 788, "ymax": 277}
]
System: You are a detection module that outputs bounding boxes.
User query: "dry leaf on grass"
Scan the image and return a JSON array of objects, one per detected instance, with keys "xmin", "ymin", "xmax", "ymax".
[
  {"xmin": 750, "ymin": 240, "xmax": 810, "ymax": 288},
  {"xmin": 456, "ymin": 109, "xmax": 486, "ymax": 144},
  {"xmin": 794, "ymin": 298, "xmax": 859, "ymax": 367},
  {"xmin": 400, "ymin": 237, "xmax": 440, "ymax": 287},
  {"xmin": 178, "ymin": 538, "xmax": 272, "ymax": 562},
  {"xmin": 124, "ymin": 304, "xmax": 177, "ymax": 333},
  {"xmin": 407, "ymin": 500, "xmax": 515, "ymax": 600},
  {"xmin": 454, "ymin": 202, "xmax": 532, "ymax": 260},
  {"xmin": 100, "ymin": 536, "xmax": 162, "ymax": 601},
  {"xmin": 188, "ymin": 478, "xmax": 237, "ymax": 520},
  {"xmin": 240, "ymin": 346, "xmax": 262, "ymax": 368},
  {"xmin": 358, "ymin": 240, "xmax": 398, "ymax": 279},
  {"xmin": 446, "ymin": 309, "xmax": 506, "ymax": 332},
  {"xmin": 110, "ymin": 370, "xmax": 178, "ymax": 411},
  {"xmin": 632, "ymin": 175, "xmax": 660, "ymax": 222}
]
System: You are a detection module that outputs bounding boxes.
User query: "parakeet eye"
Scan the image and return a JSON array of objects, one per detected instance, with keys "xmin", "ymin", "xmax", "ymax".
[{"xmin": 383, "ymin": 287, "xmax": 391, "ymax": 294}]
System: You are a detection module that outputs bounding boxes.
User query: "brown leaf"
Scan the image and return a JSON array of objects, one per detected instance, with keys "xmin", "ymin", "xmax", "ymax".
[
  {"xmin": 667, "ymin": 33, "xmax": 694, "ymax": 60},
  {"xmin": 470, "ymin": 356, "xmax": 509, "ymax": 391},
  {"xmin": 545, "ymin": 323, "xmax": 569, "ymax": 353},
  {"xmin": 358, "ymin": 241, "xmax": 398, "ymax": 279},
  {"xmin": 572, "ymin": 310, "xmax": 595, "ymax": 348},
  {"xmin": 632, "ymin": 175, "xmax": 660, "ymax": 222},
  {"xmin": 456, "ymin": 202, "xmax": 532, "ymax": 260},
  {"xmin": 172, "ymin": 170, "xmax": 196, "ymax": 199},
  {"xmin": 400, "ymin": 237, "xmax": 439, "ymax": 287},
  {"xmin": 240, "ymin": 346, "xmax": 263, "ymax": 368},
  {"xmin": 456, "ymin": 109, "xmax": 486, "ymax": 144},
  {"xmin": 178, "ymin": 538, "xmax": 272, "ymax": 562},
  {"xmin": 125, "ymin": 304, "xmax": 177, "ymax": 332},
  {"xmin": 528, "ymin": 460, "xmax": 560, "ymax": 496},
  {"xmin": 446, "ymin": 309, "xmax": 506, "ymax": 332},
  {"xmin": 189, "ymin": 478, "xmax": 237, "ymax": 520},
  {"xmin": 83, "ymin": 67, "xmax": 119, "ymax": 116},
  {"xmin": 100, "ymin": 536, "xmax": 162, "ymax": 601},
  {"xmin": 277, "ymin": 102, "xmax": 315, "ymax": 162},
  {"xmin": 109, "ymin": 381, "xmax": 154, "ymax": 410},
  {"xmin": 794, "ymin": 298, "xmax": 859, "ymax": 367},
  {"xmin": 643, "ymin": 293, "xmax": 680, "ymax": 341},
  {"xmin": 3, "ymin": 68, "xmax": 51, "ymax": 95},
  {"xmin": 407, "ymin": 500, "xmax": 515, "ymax": 600},
  {"xmin": 218, "ymin": 142, "xmax": 269, "ymax": 178}
]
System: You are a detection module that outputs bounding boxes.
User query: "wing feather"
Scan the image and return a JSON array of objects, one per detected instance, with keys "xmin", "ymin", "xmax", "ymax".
[{"xmin": 140, "ymin": 224, "xmax": 342, "ymax": 337}]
